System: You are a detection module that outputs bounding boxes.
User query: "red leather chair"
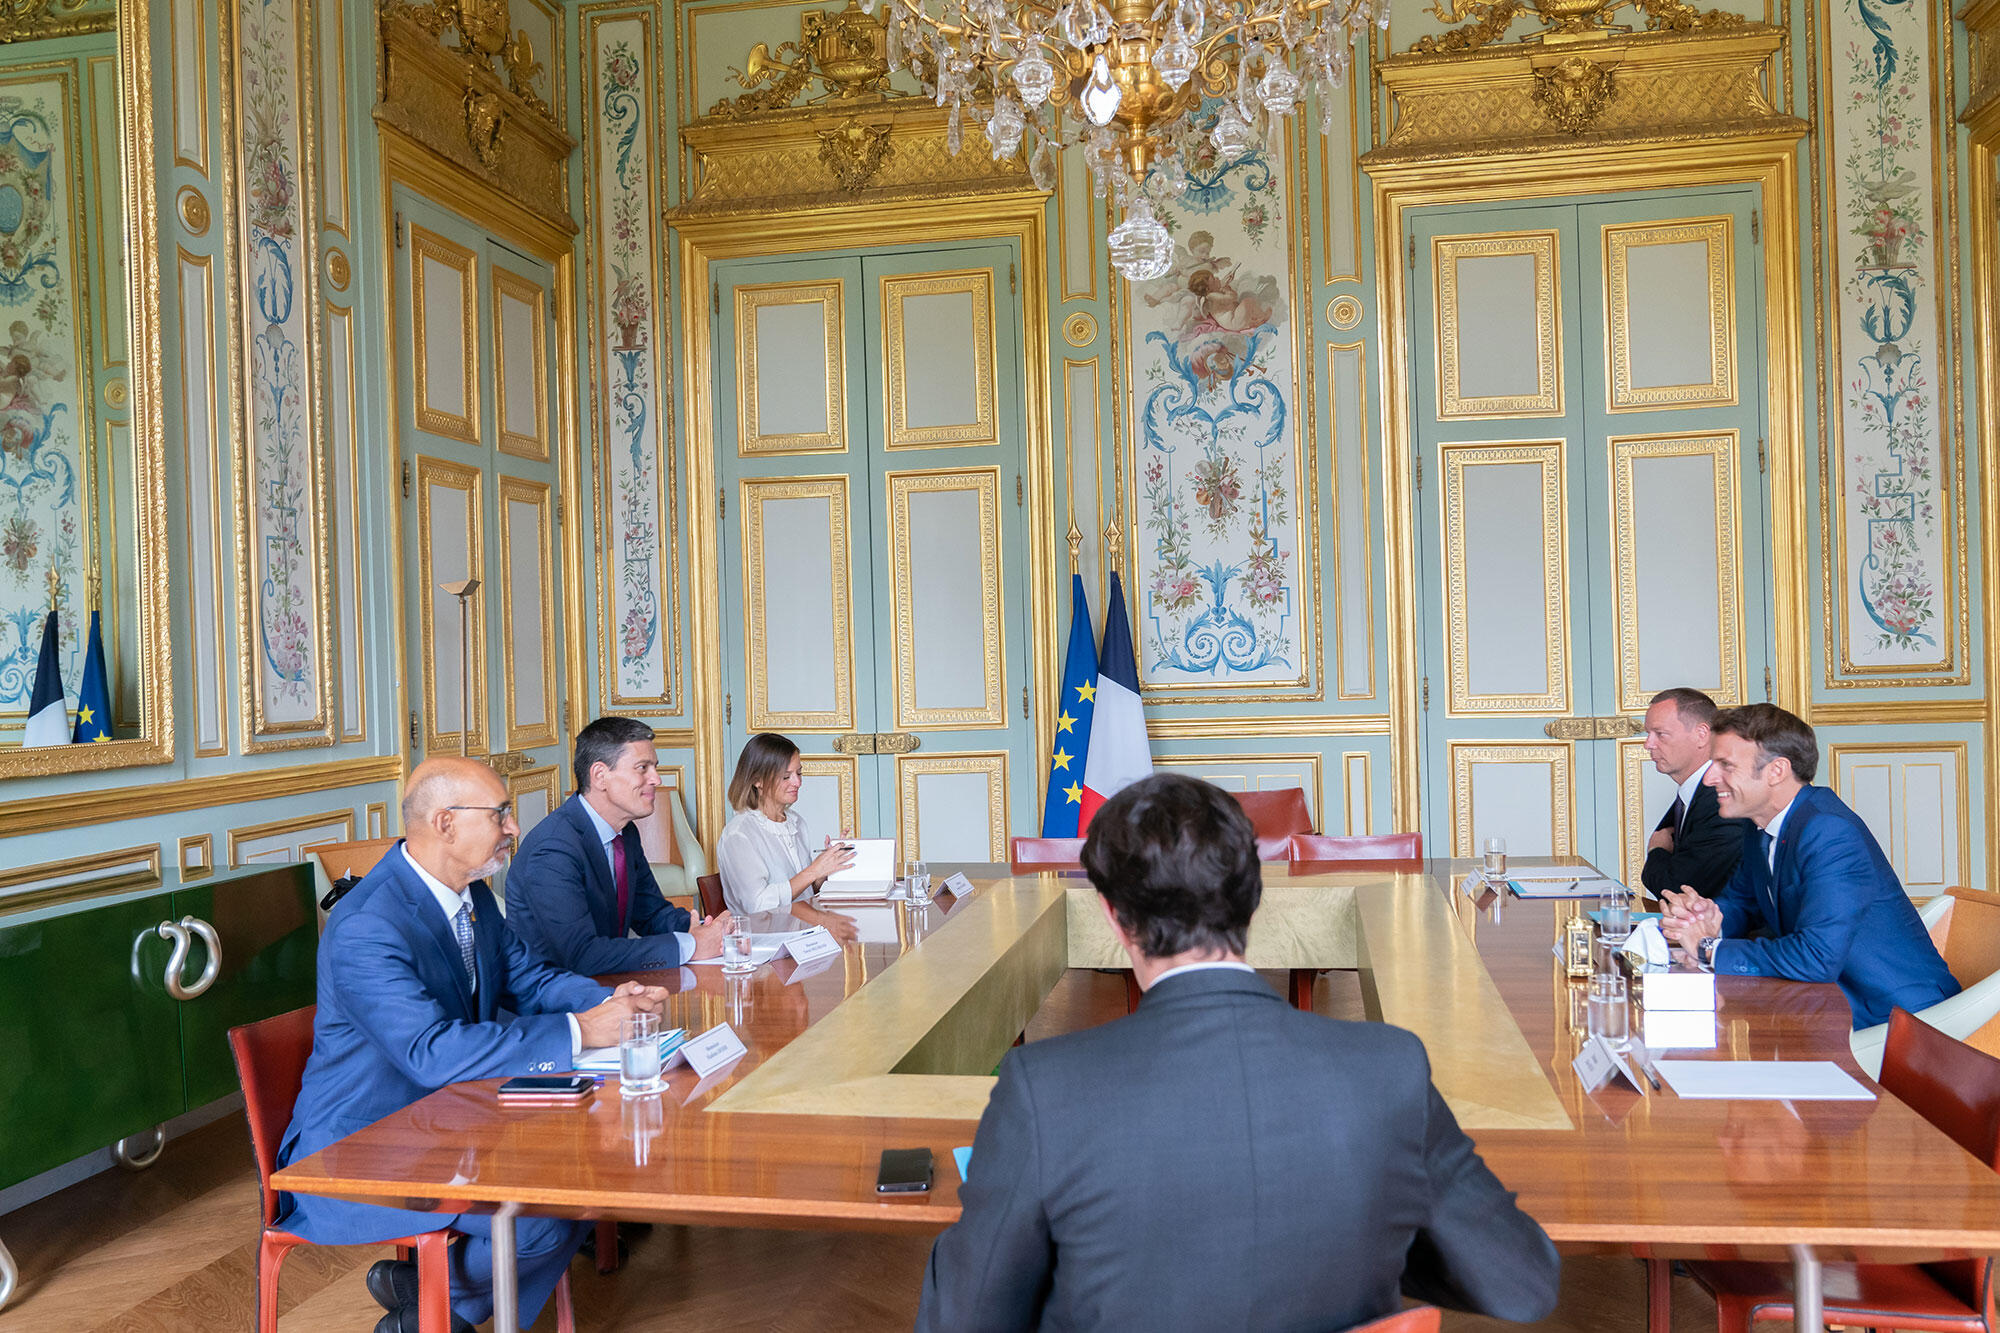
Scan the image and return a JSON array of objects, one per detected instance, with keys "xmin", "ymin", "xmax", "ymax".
[
  {"xmin": 1342, "ymin": 1307, "xmax": 1440, "ymax": 1332},
  {"xmin": 230, "ymin": 1006, "xmax": 579, "ymax": 1333},
  {"xmin": 1686, "ymin": 1007, "xmax": 2000, "ymax": 1330},
  {"xmin": 696, "ymin": 872, "xmax": 726, "ymax": 919},
  {"xmin": 1009, "ymin": 836, "xmax": 1085, "ymax": 872},
  {"xmin": 1231, "ymin": 788, "xmax": 1314, "ymax": 861},
  {"xmin": 1288, "ymin": 832, "xmax": 1424, "ymax": 867}
]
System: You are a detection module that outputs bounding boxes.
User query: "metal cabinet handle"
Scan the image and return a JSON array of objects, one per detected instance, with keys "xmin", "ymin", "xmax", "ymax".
[{"xmin": 157, "ymin": 916, "xmax": 221, "ymax": 1000}]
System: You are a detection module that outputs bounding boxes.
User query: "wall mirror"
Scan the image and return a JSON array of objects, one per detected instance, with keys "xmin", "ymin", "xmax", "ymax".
[{"xmin": 0, "ymin": 0, "xmax": 170, "ymax": 778}]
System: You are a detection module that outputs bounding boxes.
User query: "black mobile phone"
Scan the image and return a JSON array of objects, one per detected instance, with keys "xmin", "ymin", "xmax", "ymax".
[
  {"xmin": 497, "ymin": 1075, "xmax": 593, "ymax": 1097},
  {"xmin": 875, "ymin": 1147, "xmax": 934, "ymax": 1194}
]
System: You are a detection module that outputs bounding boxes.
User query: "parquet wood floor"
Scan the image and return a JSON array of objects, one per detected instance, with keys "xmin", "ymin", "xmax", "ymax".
[{"xmin": 0, "ymin": 971, "xmax": 1754, "ymax": 1331}]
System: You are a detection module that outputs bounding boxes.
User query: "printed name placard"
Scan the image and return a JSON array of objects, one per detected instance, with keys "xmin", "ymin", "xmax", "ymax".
[
  {"xmin": 784, "ymin": 926, "xmax": 843, "ymax": 964},
  {"xmin": 942, "ymin": 872, "xmax": 974, "ymax": 897},
  {"xmin": 672, "ymin": 1022, "xmax": 748, "ymax": 1078},
  {"xmin": 1572, "ymin": 1035, "xmax": 1650, "ymax": 1096}
]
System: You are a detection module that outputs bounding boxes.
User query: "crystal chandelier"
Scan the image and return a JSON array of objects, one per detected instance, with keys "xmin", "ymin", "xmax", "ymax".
[{"xmin": 862, "ymin": 0, "xmax": 1383, "ymax": 280}]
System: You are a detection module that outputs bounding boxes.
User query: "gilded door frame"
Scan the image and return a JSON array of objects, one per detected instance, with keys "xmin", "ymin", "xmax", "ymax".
[
  {"xmin": 1959, "ymin": 2, "xmax": 2000, "ymax": 885},
  {"xmin": 1368, "ymin": 133, "xmax": 1808, "ymax": 834},
  {"xmin": 676, "ymin": 193, "xmax": 1056, "ymax": 855},
  {"xmin": 377, "ymin": 126, "xmax": 588, "ymax": 785}
]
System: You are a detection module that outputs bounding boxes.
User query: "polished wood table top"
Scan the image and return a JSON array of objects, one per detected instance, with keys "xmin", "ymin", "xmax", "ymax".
[{"xmin": 273, "ymin": 862, "xmax": 2000, "ymax": 1262}]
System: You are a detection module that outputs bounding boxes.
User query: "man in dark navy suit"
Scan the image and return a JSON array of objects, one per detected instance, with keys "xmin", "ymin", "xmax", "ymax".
[
  {"xmin": 918, "ymin": 773, "xmax": 1560, "ymax": 1332},
  {"xmin": 1660, "ymin": 704, "xmax": 1959, "ymax": 1029},
  {"xmin": 1639, "ymin": 686, "xmax": 1751, "ymax": 899},
  {"xmin": 506, "ymin": 716, "xmax": 732, "ymax": 973},
  {"xmin": 275, "ymin": 756, "xmax": 667, "ymax": 1333}
]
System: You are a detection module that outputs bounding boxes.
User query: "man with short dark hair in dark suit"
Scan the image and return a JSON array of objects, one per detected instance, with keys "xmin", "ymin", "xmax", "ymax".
[
  {"xmin": 506, "ymin": 716, "xmax": 732, "ymax": 972},
  {"xmin": 1660, "ymin": 704, "xmax": 1960, "ymax": 1029},
  {"xmin": 916, "ymin": 773, "xmax": 1561, "ymax": 1332},
  {"xmin": 1640, "ymin": 686, "xmax": 1752, "ymax": 899}
]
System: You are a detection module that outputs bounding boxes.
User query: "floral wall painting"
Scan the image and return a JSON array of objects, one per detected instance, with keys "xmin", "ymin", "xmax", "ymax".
[
  {"xmin": 0, "ymin": 72, "xmax": 87, "ymax": 726},
  {"xmin": 1128, "ymin": 104, "xmax": 1305, "ymax": 689},
  {"xmin": 1828, "ymin": 0, "xmax": 1954, "ymax": 674},
  {"xmin": 589, "ymin": 11, "xmax": 675, "ymax": 712},
  {"xmin": 235, "ymin": 0, "xmax": 329, "ymax": 738}
]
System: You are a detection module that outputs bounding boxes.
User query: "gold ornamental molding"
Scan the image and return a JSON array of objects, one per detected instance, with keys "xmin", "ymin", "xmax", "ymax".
[
  {"xmin": 708, "ymin": 0, "xmax": 899, "ymax": 118},
  {"xmin": 1411, "ymin": 0, "xmax": 1744, "ymax": 55},
  {"xmin": 1543, "ymin": 715, "xmax": 1643, "ymax": 741},
  {"xmin": 1364, "ymin": 26, "xmax": 1804, "ymax": 166},
  {"xmin": 1965, "ymin": 0, "xmax": 2000, "ymax": 132},
  {"xmin": 674, "ymin": 99, "xmax": 1035, "ymax": 220},
  {"xmin": 0, "ymin": 0, "xmax": 115, "ymax": 43},
  {"xmin": 0, "ymin": 754, "xmax": 404, "ymax": 839},
  {"xmin": 374, "ymin": 1, "xmax": 578, "ymax": 235}
]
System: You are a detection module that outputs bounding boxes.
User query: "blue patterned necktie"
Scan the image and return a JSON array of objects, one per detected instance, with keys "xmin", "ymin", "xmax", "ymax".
[{"xmin": 452, "ymin": 899, "xmax": 477, "ymax": 991}]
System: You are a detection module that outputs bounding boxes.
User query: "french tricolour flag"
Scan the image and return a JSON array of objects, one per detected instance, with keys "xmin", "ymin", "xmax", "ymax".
[
  {"xmin": 21, "ymin": 606, "xmax": 68, "ymax": 748},
  {"xmin": 1078, "ymin": 570, "xmax": 1152, "ymax": 832}
]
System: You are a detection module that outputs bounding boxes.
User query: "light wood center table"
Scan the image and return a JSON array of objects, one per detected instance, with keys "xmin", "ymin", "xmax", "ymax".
[{"xmin": 273, "ymin": 862, "xmax": 2000, "ymax": 1333}]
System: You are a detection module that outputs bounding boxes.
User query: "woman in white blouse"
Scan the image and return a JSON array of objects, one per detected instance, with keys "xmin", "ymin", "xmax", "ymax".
[{"xmin": 715, "ymin": 732, "xmax": 859, "ymax": 940}]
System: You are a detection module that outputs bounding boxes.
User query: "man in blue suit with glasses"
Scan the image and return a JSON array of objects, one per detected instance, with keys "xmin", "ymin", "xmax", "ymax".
[
  {"xmin": 1660, "ymin": 703, "xmax": 1959, "ymax": 1029},
  {"xmin": 275, "ymin": 756, "xmax": 668, "ymax": 1333}
]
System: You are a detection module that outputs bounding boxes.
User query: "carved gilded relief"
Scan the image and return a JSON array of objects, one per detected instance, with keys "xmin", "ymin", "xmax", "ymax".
[
  {"xmin": 887, "ymin": 468, "xmax": 1004, "ymax": 729},
  {"xmin": 1440, "ymin": 441, "xmax": 1569, "ymax": 715},
  {"xmin": 741, "ymin": 475, "xmax": 854, "ymax": 732},
  {"xmin": 1433, "ymin": 231, "xmax": 1562, "ymax": 419},
  {"xmin": 735, "ymin": 279, "xmax": 846, "ymax": 455},
  {"xmin": 881, "ymin": 267, "xmax": 997, "ymax": 450},
  {"xmin": 1604, "ymin": 216, "xmax": 1735, "ymax": 411}
]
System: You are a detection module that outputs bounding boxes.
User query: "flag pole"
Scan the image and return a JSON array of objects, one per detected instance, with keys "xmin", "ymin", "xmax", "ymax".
[{"xmin": 1065, "ymin": 518, "xmax": 1081, "ymax": 576}]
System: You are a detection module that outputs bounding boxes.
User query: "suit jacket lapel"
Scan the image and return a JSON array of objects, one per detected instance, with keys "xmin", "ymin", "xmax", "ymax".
[
  {"xmin": 470, "ymin": 885, "xmax": 501, "ymax": 1020},
  {"xmin": 392, "ymin": 851, "xmax": 476, "ymax": 1015},
  {"xmin": 564, "ymin": 795, "xmax": 615, "ymax": 929}
]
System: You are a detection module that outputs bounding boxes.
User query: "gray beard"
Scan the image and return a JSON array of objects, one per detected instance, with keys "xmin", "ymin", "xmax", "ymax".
[{"xmin": 468, "ymin": 850, "xmax": 509, "ymax": 883}]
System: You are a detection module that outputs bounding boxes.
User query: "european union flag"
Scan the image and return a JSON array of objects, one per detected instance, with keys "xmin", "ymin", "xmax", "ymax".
[
  {"xmin": 71, "ymin": 608, "xmax": 111, "ymax": 742},
  {"xmin": 1039, "ymin": 574, "xmax": 1098, "ymax": 837}
]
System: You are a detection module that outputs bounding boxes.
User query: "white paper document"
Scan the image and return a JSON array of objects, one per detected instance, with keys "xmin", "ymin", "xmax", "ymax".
[
  {"xmin": 1654, "ymin": 1060, "xmax": 1876, "ymax": 1101},
  {"xmin": 1505, "ymin": 865, "xmax": 1606, "ymax": 882},
  {"xmin": 816, "ymin": 837, "xmax": 897, "ymax": 900},
  {"xmin": 1508, "ymin": 876, "xmax": 1623, "ymax": 900}
]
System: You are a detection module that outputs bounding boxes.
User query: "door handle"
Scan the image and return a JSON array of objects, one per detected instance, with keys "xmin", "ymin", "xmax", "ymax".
[
  {"xmin": 829, "ymin": 733, "xmax": 922, "ymax": 755},
  {"xmin": 1542, "ymin": 716, "xmax": 1643, "ymax": 740},
  {"xmin": 157, "ymin": 915, "xmax": 222, "ymax": 1001},
  {"xmin": 831, "ymin": 733, "xmax": 876, "ymax": 755}
]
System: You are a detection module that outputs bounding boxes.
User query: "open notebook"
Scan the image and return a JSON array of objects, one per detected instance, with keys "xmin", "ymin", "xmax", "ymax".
[{"xmin": 814, "ymin": 838, "xmax": 897, "ymax": 901}]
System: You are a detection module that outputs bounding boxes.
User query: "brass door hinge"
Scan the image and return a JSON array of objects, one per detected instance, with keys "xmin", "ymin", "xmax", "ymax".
[
  {"xmin": 718, "ymin": 487, "xmax": 725, "ymax": 522},
  {"xmin": 1414, "ymin": 453, "xmax": 1423, "ymax": 492},
  {"xmin": 724, "ymin": 692, "xmax": 732, "ymax": 724},
  {"xmin": 1015, "ymin": 473, "xmax": 1023, "ymax": 507},
  {"xmin": 1407, "ymin": 234, "xmax": 1415, "ymax": 273},
  {"xmin": 394, "ymin": 211, "xmax": 405, "ymax": 250},
  {"xmin": 1021, "ymin": 686, "xmax": 1029, "ymax": 719},
  {"xmin": 408, "ymin": 710, "xmax": 419, "ymax": 746},
  {"xmin": 712, "ymin": 280, "xmax": 720, "ymax": 316},
  {"xmin": 401, "ymin": 460, "xmax": 412, "ymax": 498},
  {"xmin": 1420, "ymin": 677, "xmax": 1429, "ymax": 710},
  {"xmin": 1750, "ymin": 208, "xmax": 1760, "ymax": 244},
  {"xmin": 1009, "ymin": 262, "xmax": 1016, "ymax": 294},
  {"xmin": 1756, "ymin": 436, "xmax": 1766, "ymax": 474},
  {"xmin": 1764, "ymin": 666, "xmax": 1773, "ymax": 701}
]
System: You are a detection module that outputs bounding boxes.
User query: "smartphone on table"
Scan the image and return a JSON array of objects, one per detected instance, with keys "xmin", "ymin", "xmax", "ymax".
[{"xmin": 876, "ymin": 1147, "xmax": 934, "ymax": 1194}]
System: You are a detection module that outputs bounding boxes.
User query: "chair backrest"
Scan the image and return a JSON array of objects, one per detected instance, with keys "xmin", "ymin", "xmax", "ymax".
[
  {"xmin": 1289, "ymin": 832, "xmax": 1423, "ymax": 865},
  {"xmin": 309, "ymin": 837, "xmax": 399, "ymax": 885},
  {"xmin": 631, "ymin": 790, "xmax": 680, "ymax": 867},
  {"xmin": 696, "ymin": 873, "xmax": 726, "ymax": 919},
  {"xmin": 1941, "ymin": 888, "xmax": 2000, "ymax": 990},
  {"xmin": 1231, "ymin": 787, "xmax": 1314, "ymax": 838},
  {"xmin": 1881, "ymin": 1007, "xmax": 2000, "ymax": 1170},
  {"xmin": 1340, "ymin": 1307, "xmax": 1440, "ymax": 1333},
  {"xmin": 228, "ymin": 1005, "xmax": 319, "ymax": 1229},
  {"xmin": 1009, "ymin": 836, "xmax": 1085, "ymax": 871}
]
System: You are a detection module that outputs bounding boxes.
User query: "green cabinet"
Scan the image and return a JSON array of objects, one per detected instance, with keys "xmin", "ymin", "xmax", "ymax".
[{"xmin": 0, "ymin": 863, "xmax": 318, "ymax": 1189}]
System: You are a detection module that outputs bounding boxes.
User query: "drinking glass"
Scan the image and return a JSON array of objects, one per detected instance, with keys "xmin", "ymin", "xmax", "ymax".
[
  {"xmin": 622, "ymin": 1088, "xmax": 663, "ymax": 1163},
  {"xmin": 1482, "ymin": 837, "xmax": 1508, "ymax": 881},
  {"xmin": 721, "ymin": 925, "xmax": 755, "ymax": 974},
  {"xmin": 910, "ymin": 860, "xmax": 932, "ymax": 905},
  {"xmin": 619, "ymin": 1010, "xmax": 663, "ymax": 1097},
  {"xmin": 903, "ymin": 859, "xmax": 922, "ymax": 899},
  {"xmin": 1587, "ymin": 973, "xmax": 1630, "ymax": 1047},
  {"xmin": 1599, "ymin": 886, "xmax": 1632, "ymax": 942}
]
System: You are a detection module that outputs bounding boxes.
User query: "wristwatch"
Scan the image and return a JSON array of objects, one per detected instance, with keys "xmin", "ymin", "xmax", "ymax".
[{"xmin": 1697, "ymin": 935, "xmax": 1721, "ymax": 970}]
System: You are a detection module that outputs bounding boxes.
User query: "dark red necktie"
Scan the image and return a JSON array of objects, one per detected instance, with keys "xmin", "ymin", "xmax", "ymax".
[{"xmin": 612, "ymin": 835, "xmax": 630, "ymax": 934}]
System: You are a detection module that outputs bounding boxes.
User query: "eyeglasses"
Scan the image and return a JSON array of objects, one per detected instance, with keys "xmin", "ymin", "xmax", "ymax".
[{"xmin": 446, "ymin": 803, "xmax": 514, "ymax": 823}]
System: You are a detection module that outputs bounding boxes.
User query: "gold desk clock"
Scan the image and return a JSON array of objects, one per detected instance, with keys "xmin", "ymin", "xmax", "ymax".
[{"xmin": 1563, "ymin": 911, "xmax": 1594, "ymax": 979}]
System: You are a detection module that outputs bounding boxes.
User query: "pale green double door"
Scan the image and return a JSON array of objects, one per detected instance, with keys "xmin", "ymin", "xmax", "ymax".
[
  {"xmin": 1409, "ymin": 186, "xmax": 1775, "ymax": 883},
  {"xmin": 391, "ymin": 187, "xmax": 571, "ymax": 833},
  {"xmin": 712, "ymin": 241, "xmax": 1034, "ymax": 861}
]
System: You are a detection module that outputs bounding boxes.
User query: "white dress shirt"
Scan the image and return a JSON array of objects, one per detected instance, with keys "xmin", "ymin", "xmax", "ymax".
[
  {"xmin": 402, "ymin": 845, "xmax": 581, "ymax": 1054},
  {"xmin": 1147, "ymin": 959, "xmax": 1257, "ymax": 987},
  {"xmin": 1672, "ymin": 761, "xmax": 1715, "ymax": 833},
  {"xmin": 715, "ymin": 806, "xmax": 816, "ymax": 916},
  {"xmin": 577, "ymin": 797, "xmax": 695, "ymax": 955},
  {"xmin": 1760, "ymin": 789, "xmax": 1801, "ymax": 874}
]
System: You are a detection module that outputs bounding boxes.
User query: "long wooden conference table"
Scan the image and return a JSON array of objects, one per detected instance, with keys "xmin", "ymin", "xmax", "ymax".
[{"xmin": 273, "ymin": 861, "xmax": 2000, "ymax": 1332}]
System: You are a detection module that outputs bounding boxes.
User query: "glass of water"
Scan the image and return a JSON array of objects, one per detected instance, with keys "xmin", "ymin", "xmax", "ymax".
[
  {"xmin": 1482, "ymin": 837, "xmax": 1508, "ymax": 881},
  {"xmin": 1599, "ymin": 885, "xmax": 1632, "ymax": 942},
  {"xmin": 619, "ymin": 1010, "xmax": 663, "ymax": 1098},
  {"xmin": 1588, "ymin": 973, "xmax": 1630, "ymax": 1047},
  {"xmin": 910, "ymin": 860, "xmax": 932, "ymax": 905},
  {"xmin": 903, "ymin": 859, "xmax": 922, "ymax": 899},
  {"xmin": 721, "ymin": 924, "xmax": 755, "ymax": 974}
]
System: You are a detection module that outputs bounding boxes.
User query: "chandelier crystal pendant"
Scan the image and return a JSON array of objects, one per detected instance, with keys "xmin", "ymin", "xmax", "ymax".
[{"xmin": 861, "ymin": 0, "xmax": 1384, "ymax": 280}]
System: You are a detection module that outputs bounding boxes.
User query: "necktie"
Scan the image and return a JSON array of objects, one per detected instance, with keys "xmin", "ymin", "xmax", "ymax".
[
  {"xmin": 1760, "ymin": 830, "xmax": 1775, "ymax": 874},
  {"xmin": 452, "ymin": 899, "xmax": 477, "ymax": 991},
  {"xmin": 612, "ymin": 834, "xmax": 630, "ymax": 934},
  {"xmin": 1668, "ymin": 795, "xmax": 1687, "ymax": 836}
]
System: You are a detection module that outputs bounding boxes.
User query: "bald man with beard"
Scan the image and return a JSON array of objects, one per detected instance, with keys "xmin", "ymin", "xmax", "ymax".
[{"xmin": 275, "ymin": 757, "xmax": 667, "ymax": 1333}]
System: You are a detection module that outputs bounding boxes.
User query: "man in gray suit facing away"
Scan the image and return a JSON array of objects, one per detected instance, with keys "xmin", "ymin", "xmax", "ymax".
[{"xmin": 917, "ymin": 773, "xmax": 1561, "ymax": 1332}]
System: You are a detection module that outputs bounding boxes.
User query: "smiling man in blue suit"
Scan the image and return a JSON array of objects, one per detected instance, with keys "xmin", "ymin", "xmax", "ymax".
[
  {"xmin": 1661, "ymin": 704, "xmax": 1959, "ymax": 1029},
  {"xmin": 506, "ymin": 716, "xmax": 732, "ymax": 973},
  {"xmin": 275, "ymin": 756, "xmax": 668, "ymax": 1333}
]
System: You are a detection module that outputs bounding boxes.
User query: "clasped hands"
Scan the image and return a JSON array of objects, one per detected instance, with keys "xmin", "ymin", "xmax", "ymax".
[
  {"xmin": 1657, "ymin": 886, "xmax": 1722, "ymax": 955},
  {"xmin": 577, "ymin": 980, "xmax": 672, "ymax": 1047}
]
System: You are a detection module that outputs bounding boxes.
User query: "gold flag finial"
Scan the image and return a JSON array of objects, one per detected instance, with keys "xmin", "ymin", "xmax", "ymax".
[
  {"xmin": 1065, "ymin": 517, "xmax": 1082, "ymax": 574},
  {"xmin": 1102, "ymin": 520, "xmax": 1124, "ymax": 574}
]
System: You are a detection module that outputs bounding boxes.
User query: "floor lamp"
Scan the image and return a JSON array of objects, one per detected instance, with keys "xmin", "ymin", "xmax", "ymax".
[{"xmin": 440, "ymin": 577, "xmax": 481, "ymax": 757}]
